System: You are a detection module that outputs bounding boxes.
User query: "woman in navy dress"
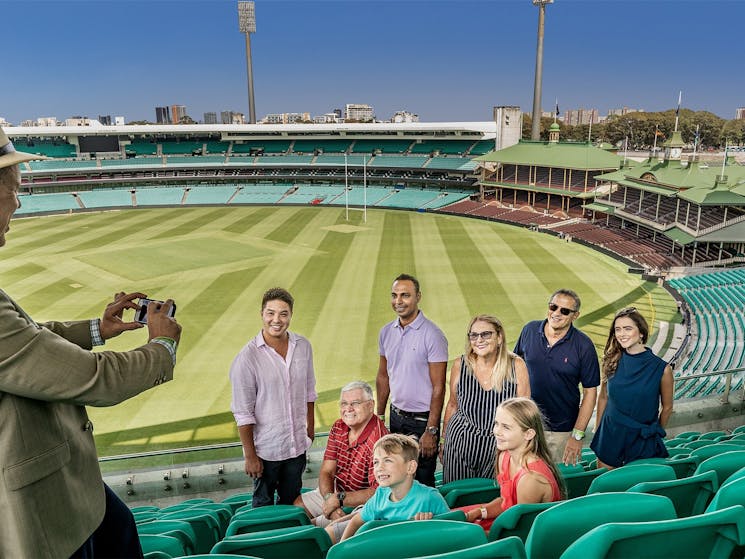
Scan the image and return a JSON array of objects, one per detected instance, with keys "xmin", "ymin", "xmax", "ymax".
[{"xmin": 591, "ymin": 307, "xmax": 674, "ymax": 469}]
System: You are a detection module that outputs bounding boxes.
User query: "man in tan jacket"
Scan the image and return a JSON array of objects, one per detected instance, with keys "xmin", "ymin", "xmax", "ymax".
[{"xmin": 0, "ymin": 126, "xmax": 182, "ymax": 558}]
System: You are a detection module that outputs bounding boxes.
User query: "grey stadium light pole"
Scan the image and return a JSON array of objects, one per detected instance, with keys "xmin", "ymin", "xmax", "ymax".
[
  {"xmin": 238, "ymin": 1, "xmax": 257, "ymax": 124},
  {"xmin": 530, "ymin": 0, "xmax": 553, "ymax": 141}
]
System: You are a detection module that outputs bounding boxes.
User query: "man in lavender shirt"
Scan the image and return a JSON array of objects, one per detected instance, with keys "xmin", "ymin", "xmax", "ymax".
[
  {"xmin": 230, "ymin": 287, "xmax": 317, "ymax": 507},
  {"xmin": 376, "ymin": 274, "xmax": 448, "ymax": 486}
]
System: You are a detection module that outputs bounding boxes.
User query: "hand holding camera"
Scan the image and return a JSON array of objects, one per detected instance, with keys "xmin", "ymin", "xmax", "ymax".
[{"xmin": 139, "ymin": 298, "xmax": 182, "ymax": 344}]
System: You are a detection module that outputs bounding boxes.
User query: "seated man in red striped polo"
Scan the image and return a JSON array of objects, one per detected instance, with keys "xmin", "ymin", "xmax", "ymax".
[{"xmin": 294, "ymin": 381, "xmax": 388, "ymax": 529}]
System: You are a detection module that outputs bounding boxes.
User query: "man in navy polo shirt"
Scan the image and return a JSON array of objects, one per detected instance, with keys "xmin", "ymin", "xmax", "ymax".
[{"xmin": 514, "ymin": 288, "xmax": 599, "ymax": 465}]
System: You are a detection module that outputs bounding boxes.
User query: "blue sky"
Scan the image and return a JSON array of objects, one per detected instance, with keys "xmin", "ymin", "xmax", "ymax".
[{"xmin": 2, "ymin": 0, "xmax": 743, "ymax": 124}]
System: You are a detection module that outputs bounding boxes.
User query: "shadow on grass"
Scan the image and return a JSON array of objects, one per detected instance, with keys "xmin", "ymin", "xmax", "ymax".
[{"xmin": 95, "ymin": 385, "xmax": 349, "ymax": 457}]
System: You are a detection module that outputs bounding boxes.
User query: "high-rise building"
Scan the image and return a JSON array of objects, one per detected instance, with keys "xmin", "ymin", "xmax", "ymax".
[
  {"xmin": 736, "ymin": 107, "xmax": 745, "ymax": 120},
  {"xmin": 204, "ymin": 112, "xmax": 218, "ymax": 124},
  {"xmin": 171, "ymin": 105, "xmax": 187, "ymax": 124},
  {"xmin": 607, "ymin": 107, "xmax": 643, "ymax": 118},
  {"xmin": 391, "ymin": 111, "xmax": 419, "ymax": 123},
  {"xmin": 98, "ymin": 115, "xmax": 112, "ymax": 125},
  {"xmin": 345, "ymin": 104, "xmax": 374, "ymax": 122},
  {"xmin": 155, "ymin": 106, "xmax": 171, "ymax": 124},
  {"xmin": 563, "ymin": 108, "xmax": 599, "ymax": 126}
]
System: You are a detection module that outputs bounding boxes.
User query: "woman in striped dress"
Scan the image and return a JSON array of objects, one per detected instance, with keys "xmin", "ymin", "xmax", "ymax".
[{"xmin": 441, "ymin": 315, "xmax": 530, "ymax": 483}]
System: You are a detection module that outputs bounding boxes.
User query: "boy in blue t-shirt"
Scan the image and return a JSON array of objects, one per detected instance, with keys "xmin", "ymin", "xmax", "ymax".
[{"xmin": 333, "ymin": 433, "xmax": 449, "ymax": 542}]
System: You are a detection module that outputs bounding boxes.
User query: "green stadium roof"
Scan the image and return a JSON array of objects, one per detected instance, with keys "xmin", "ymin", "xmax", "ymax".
[
  {"xmin": 475, "ymin": 139, "xmax": 622, "ymax": 170},
  {"xmin": 663, "ymin": 227, "xmax": 696, "ymax": 245},
  {"xmin": 583, "ymin": 202, "xmax": 616, "ymax": 213}
]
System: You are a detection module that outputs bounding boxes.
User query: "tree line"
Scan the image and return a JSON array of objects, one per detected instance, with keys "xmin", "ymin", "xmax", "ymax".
[{"xmin": 523, "ymin": 109, "xmax": 745, "ymax": 149}]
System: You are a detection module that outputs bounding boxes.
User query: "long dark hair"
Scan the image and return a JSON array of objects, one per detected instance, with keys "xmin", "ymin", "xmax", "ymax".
[{"xmin": 602, "ymin": 307, "xmax": 649, "ymax": 381}]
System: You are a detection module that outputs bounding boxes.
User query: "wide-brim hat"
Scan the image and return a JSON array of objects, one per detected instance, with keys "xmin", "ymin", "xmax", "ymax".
[{"xmin": 0, "ymin": 126, "xmax": 49, "ymax": 168}]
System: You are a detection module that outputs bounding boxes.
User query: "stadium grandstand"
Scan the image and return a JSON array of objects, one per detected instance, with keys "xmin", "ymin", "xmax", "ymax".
[{"xmin": 8, "ymin": 121, "xmax": 745, "ymax": 558}]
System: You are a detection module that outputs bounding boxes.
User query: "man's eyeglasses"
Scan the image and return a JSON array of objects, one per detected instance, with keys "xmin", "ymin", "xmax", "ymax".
[
  {"xmin": 468, "ymin": 331, "xmax": 496, "ymax": 341},
  {"xmin": 548, "ymin": 303, "xmax": 577, "ymax": 316},
  {"xmin": 340, "ymin": 400, "xmax": 370, "ymax": 409}
]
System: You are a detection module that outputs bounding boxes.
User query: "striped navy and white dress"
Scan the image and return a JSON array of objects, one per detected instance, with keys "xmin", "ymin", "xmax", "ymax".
[{"xmin": 442, "ymin": 356, "xmax": 518, "ymax": 484}]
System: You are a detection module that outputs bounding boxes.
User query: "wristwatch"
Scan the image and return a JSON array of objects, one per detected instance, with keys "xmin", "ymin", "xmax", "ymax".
[
  {"xmin": 571, "ymin": 428, "xmax": 585, "ymax": 441},
  {"xmin": 426, "ymin": 425, "xmax": 439, "ymax": 436},
  {"xmin": 336, "ymin": 490, "xmax": 346, "ymax": 506}
]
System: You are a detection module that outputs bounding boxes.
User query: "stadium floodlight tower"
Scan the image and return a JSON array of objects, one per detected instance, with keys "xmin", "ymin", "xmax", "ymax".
[
  {"xmin": 238, "ymin": 1, "xmax": 257, "ymax": 124},
  {"xmin": 530, "ymin": 0, "xmax": 553, "ymax": 141}
]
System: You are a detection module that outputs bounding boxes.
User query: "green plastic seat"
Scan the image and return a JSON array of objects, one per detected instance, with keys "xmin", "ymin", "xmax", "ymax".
[
  {"xmin": 699, "ymin": 430, "xmax": 729, "ymax": 440},
  {"xmin": 226, "ymin": 508, "xmax": 310, "ymax": 537},
  {"xmin": 233, "ymin": 503, "xmax": 305, "ymax": 519},
  {"xmin": 222, "ymin": 492, "xmax": 253, "ymax": 514},
  {"xmin": 731, "ymin": 425, "xmax": 745, "ymax": 435},
  {"xmin": 438, "ymin": 478, "xmax": 496, "ymax": 497},
  {"xmin": 556, "ymin": 462, "xmax": 585, "ymax": 475},
  {"xmin": 683, "ymin": 439, "xmax": 719, "ymax": 450},
  {"xmin": 143, "ymin": 552, "xmax": 171, "ymax": 559},
  {"xmin": 587, "ymin": 464, "xmax": 676, "ymax": 494},
  {"xmin": 159, "ymin": 509, "xmax": 221, "ymax": 554},
  {"xmin": 326, "ymin": 520, "xmax": 487, "ymax": 559},
  {"xmin": 673, "ymin": 430, "xmax": 701, "ymax": 440},
  {"xmin": 561, "ymin": 505, "xmax": 745, "ymax": 559},
  {"xmin": 410, "ymin": 536, "xmax": 527, "ymax": 559},
  {"xmin": 137, "ymin": 519, "xmax": 198, "ymax": 555},
  {"xmin": 706, "ymin": 477, "xmax": 745, "ymax": 513},
  {"xmin": 211, "ymin": 525, "xmax": 331, "ymax": 559},
  {"xmin": 356, "ymin": 510, "xmax": 466, "ymax": 535},
  {"xmin": 722, "ymin": 465, "xmax": 745, "ymax": 486},
  {"xmin": 561, "ymin": 467, "xmax": 607, "ymax": 499},
  {"xmin": 131, "ymin": 505, "xmax": 160, "ymax": 514},
  {"xmin": 444, "ymin": 485, "xmax": 500, "ymax": 508},
  {"xmin": 690, "ymin": 444, "xmax": 744, "ymax": 462},
  {"xmin": 188, "ymin": 504, "xmax": 234, "ymax": 537},
  {"xmin": 139, "ymin": 533, "xmax": 187, "ymax": 558},
  {"xmin": 133, "ymin": 510, "xmax": 160, "ymax": 524},
  {"xmin": 626, "ymin": 455, "xmax": 701, "ymax": 479},
  {"xmin": 694, "ymin": 450, "xmax": 745, "ymax": 486},
  {"xmin": 628, "ymin": 470, "xmax": 718, "ymax": 517},
  {"xmin": 524, "ymin": 492, "xmax": 677, "ymax": 559},
  {"xmin": 487, "ymin": 501, "xmax": 558, "ymax": 543}
]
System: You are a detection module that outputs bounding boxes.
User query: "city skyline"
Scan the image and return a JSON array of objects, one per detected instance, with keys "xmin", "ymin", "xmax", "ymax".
[{"xmin": 2, "ymin": 0, "xmax": 744, "ymax": 125}]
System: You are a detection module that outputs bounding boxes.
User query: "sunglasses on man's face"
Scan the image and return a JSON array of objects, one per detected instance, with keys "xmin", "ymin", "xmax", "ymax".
[{"xmin": 548, "ymin": 303, "xmax": 577, "ymax": 316}]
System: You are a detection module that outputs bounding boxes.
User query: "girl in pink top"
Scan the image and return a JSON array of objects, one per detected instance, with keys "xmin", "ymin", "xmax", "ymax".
[{"xmin": 461, "ymin": 397, "xmax": 564, "ymax": 532}]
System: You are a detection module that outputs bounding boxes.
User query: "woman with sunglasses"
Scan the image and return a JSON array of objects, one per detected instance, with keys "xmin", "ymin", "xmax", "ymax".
[
  {"xmin": 441, "ymin": 315, "xmax": 529, "ymax": 483},
  {"xmin": 590, "ymin": 307, "xmax": 674, "ymax": 468}
]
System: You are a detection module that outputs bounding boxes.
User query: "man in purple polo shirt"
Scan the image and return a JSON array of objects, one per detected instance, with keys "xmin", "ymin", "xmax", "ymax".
[{"xmin": 376, "ymin": 273, "xmax": 448, "ymax": 486}]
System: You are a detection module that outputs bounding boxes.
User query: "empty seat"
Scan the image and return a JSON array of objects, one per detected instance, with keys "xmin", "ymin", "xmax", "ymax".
[
  {"xmin": 587, "ymin": 464, "xmax": 676, "ymax": 494},
  {"xmin": 628, "ymin": 470, "xmax": 718, "ymax": 517},
  {"xmin": 211, "ymin": 525, "xmax": 331, "ymax": 559},
  {"xmin": 524, "ymin": 492, "xmax": 677, "ymax": 559},
  {"xmin": 139, "ymin": 533, "xmax": 187, "ymax": 558},
  {"xmin": 326, "ymin": 520, "xmax": 487, "ymax": 559},
  {"xmin": 137, "ymin": 519, "xmax": 198, "ymax": 555},
  {"xmin": 410, "ymin": 536, "xmax": 527, "ymax": 559},
  {"xmin": 561, "ymin": 505, "xmax": 745, "ymax": 559},
  {"xmin": 487, "ymin": 501, "xmax": 558, "ymax": 543},
  {"xmin": 694, "ymin": 450, "xmax": 745, "ymax": 486}
]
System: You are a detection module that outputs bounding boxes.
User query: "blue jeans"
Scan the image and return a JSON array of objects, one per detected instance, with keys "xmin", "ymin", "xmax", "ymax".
[
  {"xmin": 251, "ymin": 452, "xmax": 307, "ymax": 507},
  {"xmin": 390, "ymin": 407, "xmax": 437, "ymax": 487}
]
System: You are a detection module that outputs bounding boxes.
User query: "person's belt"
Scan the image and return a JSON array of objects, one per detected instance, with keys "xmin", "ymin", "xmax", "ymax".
[{"xmin": 391, "ymin": 404, "xmax": 429, "ymax": 421}]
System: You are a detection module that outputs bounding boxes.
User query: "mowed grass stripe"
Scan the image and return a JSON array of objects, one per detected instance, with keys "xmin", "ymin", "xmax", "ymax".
[
  {"xmin": 265, "ymin": 206, "xmax": 320, "ymax": 244},
  {"xmin": 434, "ymin": 217, "xmax": 508, "ymax": 318},
  {"xmin": 4, "ymin": 209, "xmax": 150, "ymax": 257},
  {"xmin": 362, "ymin": 210, "xmax": 417, "ymax": 369},
  {"xmin": 16, "ymin": 278, "xmax": 86, "ymax": 310},
  {"xmin": 0, "ymin": 262, "xmax": 46, "ymax": 286},
  {"xmin": 511, "ymin": 233, "xmax": 599, "ymax": 300},
  {"xmin": 63, "ymin": 209, "xmax": 189, "ymax": 253},
  {"xmin": 409, "ymin": 213, "xmax": 470, "ymax": 353},
  {"xmin": 149, "ymin": 207, "xmax": 235, "ymax": 239},
  {"xmin": 309, "ymin": 212, "xmax": 383, "ymax": 424},
  {"xmin": 289, "ymin": 208, "xmax": 358, "ymax": 335},
  {"xmin": 223, "ymin": 206, "xmax": 279, "ymax": 235}
]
